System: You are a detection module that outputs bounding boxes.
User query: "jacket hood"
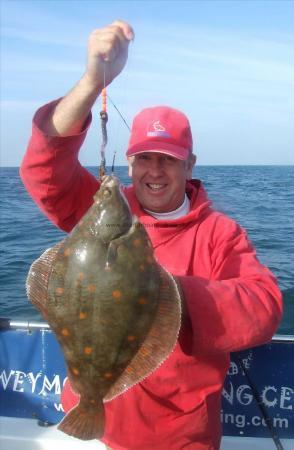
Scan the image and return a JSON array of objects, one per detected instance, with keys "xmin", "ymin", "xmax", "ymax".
[{"xmin": 123, "ymin": 179, "xmax": 212, "ymax": 248}]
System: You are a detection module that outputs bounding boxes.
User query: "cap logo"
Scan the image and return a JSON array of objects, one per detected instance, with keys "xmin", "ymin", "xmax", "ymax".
[
  {"xmin": 153, "ymin": 120, "xmax": 165, "ymax": 132},
  {"xmin": 147, "ymin": 120, "xmax": 171, "ymax": 138}
]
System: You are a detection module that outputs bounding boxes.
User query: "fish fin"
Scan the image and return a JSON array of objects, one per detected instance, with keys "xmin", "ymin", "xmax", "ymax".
[
  {"xmin": 105, "ymin": 266, "xmax": 182, "ymax": 401},
  {"xmin": 58, "ymin": 398, "xmax": 105, "ymax": 440},
  {"xmin": 26, "ymin": 243, "xmax": 63, "ymax": 319},
  {"xmin": 105, "ymin": 240, "xmax": 118, "ymax": 267}
]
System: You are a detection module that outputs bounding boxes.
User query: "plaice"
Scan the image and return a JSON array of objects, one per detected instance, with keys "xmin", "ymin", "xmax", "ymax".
[{"xmin": 26, "ymin": 174, "xmax": 182, "ymax": 440}]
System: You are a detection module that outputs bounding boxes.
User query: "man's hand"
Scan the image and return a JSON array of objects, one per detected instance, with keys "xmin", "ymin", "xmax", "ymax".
[
  {"xmin": 39, "ymin": 20, "xmax": 134, "ymax": 136},
  {"xmin": 84, "ymin": 20, "xmax": 134, "ymax": 89}
]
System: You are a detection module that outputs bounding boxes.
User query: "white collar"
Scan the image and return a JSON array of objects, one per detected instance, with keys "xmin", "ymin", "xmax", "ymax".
[{"xmin": 144, "ymin": 194, "xmax": 190, "ymax": 220}]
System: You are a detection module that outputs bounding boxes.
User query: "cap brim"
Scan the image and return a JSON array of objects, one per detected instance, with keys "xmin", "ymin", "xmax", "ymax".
[{"xmin": 126, "ymin": 142, "xmax": 189, "ymax": 160}]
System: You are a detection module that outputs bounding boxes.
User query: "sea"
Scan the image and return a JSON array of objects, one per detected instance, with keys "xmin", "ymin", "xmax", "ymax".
[{"xmin": 0, "ymin": 165, "xmax": 293, "ymax": 334}]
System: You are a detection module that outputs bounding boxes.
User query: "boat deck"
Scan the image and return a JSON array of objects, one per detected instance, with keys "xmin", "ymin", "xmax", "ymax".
[{"xmin": 1, "ymin": 416, "xmax": 292, "ymax": 450}]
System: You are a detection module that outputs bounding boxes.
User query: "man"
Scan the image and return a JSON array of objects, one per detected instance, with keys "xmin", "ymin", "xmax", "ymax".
[{"xmin": 20, "ymin": 20, "xmax": 282, "ymax": 450}]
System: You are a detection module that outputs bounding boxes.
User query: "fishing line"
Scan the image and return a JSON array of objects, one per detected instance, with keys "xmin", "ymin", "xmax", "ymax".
[
  {"xmin": 109, "ymin": 38, "xmax": 133, "ymax": 172},
  {"xmin": 99, "ymin": 61, "xmax": 108, "ymax": 179},
  {"xmin": 98, "ymin": 39, "xmax": 133, "ymax": 177},
  {"xmin": 103, "ymin": 59, "xmax": 106, "ymax": 91},
  {"xmin": 237, "ymin": 354, "xmax": 284, "ymax": 450},
  {"xmin": 107, "ymin": 94, "xmax": 131, "ymax": 131}
]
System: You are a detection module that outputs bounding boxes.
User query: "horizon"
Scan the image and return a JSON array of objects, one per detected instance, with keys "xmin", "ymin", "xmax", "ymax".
[
  {"xmin": 2, "ymin": 163, "xmax": 293, "ymax": 169},
  {"xmin": 1, "ymin": 0, "xmax": 294, "ymax": 166}
]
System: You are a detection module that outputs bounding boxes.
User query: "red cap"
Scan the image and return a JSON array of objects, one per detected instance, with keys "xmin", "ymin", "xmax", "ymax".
[{"xmin": 126, "ymin": 106, "xmax": 193, "ymax": 160}]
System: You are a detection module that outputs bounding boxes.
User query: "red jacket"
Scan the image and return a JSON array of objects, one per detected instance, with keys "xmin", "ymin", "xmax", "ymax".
[{"xmin": 20, "ymin": 101, "xmax": 283, "ymax": 450}]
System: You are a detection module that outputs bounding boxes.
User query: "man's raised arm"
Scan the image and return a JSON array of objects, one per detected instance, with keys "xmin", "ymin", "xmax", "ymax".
[
  {"xmin": 41, "ymin": 20, "xmax": 134, "ymax": 136},
  {"xmin": 20, "ymin": 21, "xmax": 134, "ymax": 232}
]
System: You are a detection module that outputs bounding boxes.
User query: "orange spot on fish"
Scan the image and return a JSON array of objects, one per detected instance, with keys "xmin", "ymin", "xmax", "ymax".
[
  {"xmin": 55, "ymin": 287, "xmax": 64, "ymax": 295},
  {"xmin": 79, "ymin": 311, "xmax": 87, "ymax": 320},
  {"xmin": 64, "ymin": 248, "xmax": 71, "ymax": 256},
  {"xmin": 87, "ymin": 284, "xmax": 97, "ymax": 293},
  {"xmin": 133, "ymin": 238, "xmax": 141, "ymax": 248},
  {"xmin": 61, "ymin": 328, "xmax": 70, "ymax": 337},
  {"xmin": 112, "ymin": 290, "xmax": 122, "ymax": 299},
  {"xmin": 104, "ymin": 372, "xmax": 113, "ymax": 379},
  {"xmin": 84, "ymin": 346, "xmax": 93, "ymax": 355},
  {"xmin": 140, "ymin": 346, "xmax": 151, "ymax": 357},
  {"xmin": 72, "ymin": 367, "xmax": 79, "ymax": 376},
  {"xmin": 138, "ymin": 297, "xmax": 147, "ymax": 305},
  {"xmin": 146, "ymin": 255, "xmax": 153, "ymax": 264},
  {"xmin": 126, "ymin": 366, "xmax": 134, "ymax": 374},
  {"xmin": 89, "ymin": 399, "xmax": 96, "ymax": 405},
  {"xmin": 127, "ymin": 335, "xmax": 136, "ymax": 342}
]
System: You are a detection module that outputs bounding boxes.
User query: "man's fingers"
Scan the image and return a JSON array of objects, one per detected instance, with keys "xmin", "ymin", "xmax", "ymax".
[
  {"xmin": 110, "ymin": 19, "xmax": 135, "ymax": 41},
  {"xmin": 89, "ymin": 23, "xmax": 131, "ymax": 62},
  {"xmin": 86, "ymin": 20, "xmax": 133, "ymax": 85}
]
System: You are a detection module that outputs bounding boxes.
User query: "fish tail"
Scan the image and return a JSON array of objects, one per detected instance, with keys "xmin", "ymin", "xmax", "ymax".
[{"xmin": 58, "ymin": 398, "xmax": 105, "ymax": 440}]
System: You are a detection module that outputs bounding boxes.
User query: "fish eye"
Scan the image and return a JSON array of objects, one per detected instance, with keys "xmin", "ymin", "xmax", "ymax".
[{"xmin": 103, "ymin": 188, "xmax": 111, "ymax": 198}]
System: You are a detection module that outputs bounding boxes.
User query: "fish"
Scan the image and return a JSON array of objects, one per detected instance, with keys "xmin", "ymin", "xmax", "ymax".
[{"xmin": 26, "ymin": 174, "xmax": 181, "ymax": 440}]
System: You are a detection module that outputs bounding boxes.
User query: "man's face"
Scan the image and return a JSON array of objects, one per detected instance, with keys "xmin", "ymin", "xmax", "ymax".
[{"xmin": 128, "ymin": 152, "xmax": 196, "ymax": 213}]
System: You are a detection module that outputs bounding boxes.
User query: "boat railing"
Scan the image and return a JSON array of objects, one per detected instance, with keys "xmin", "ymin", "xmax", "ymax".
[{"xmin": 0, "ymin": 317, "xmax": 293, "ymax": 342}]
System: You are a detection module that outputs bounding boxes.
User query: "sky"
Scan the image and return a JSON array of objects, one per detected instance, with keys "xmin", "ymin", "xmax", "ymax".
[{"xmin": 1, "ymin": 0, "xmax": 294, "ymax": 166}]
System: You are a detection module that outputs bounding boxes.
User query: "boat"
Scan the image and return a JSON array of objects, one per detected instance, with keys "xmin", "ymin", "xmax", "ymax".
[{"xmin": 0, "ymin": 318, "xmax": 293, "ymax": 450}]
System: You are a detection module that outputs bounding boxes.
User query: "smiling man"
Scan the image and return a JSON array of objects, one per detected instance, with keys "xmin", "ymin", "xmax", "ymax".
[
  {"xmin": 20, "ymin": 20, "xmax": 282, "ymax": 450},
  {"xmin": 127, "ymin": 106, "xmax": 196, "ymax": 215}
]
